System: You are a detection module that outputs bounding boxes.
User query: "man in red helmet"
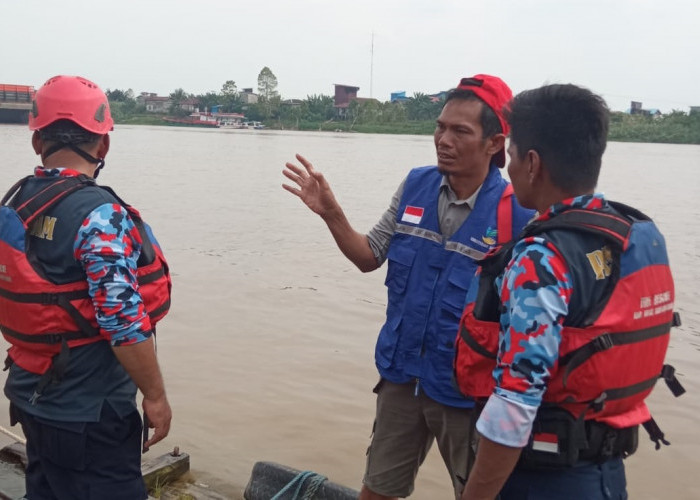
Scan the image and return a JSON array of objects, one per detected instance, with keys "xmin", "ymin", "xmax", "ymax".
[
  {"xmin": 283, "ymin": 75, "xmax": 535, "ymax": 499},
  {"xmin": 0, "ymin": 75, "xmax": 173, "ymax": 499}
]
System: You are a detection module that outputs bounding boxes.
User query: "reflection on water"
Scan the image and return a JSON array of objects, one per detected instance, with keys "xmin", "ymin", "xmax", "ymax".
[{"xmin": 1, "ymin": 125, "xmax": 699, "ymax": 499}]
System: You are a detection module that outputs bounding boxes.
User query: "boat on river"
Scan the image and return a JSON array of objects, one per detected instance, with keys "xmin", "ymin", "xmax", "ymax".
[
  {"xmin": 240, "ymin": 121, "xmax": 266, "ymax": 130},
  {"xmin": 163, "ymin": 112, "xmax": 219, "ymax": 128}
]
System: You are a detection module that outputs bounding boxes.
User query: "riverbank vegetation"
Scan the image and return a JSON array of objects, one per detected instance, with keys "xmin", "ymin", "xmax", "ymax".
[{"xmin": 105, "ymin": 68, "xmax": 700, "ymax": 145}]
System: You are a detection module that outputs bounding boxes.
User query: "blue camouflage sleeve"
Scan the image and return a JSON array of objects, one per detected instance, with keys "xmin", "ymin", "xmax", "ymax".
[
  {"xmin": 476, "ymin": 237, "xmax": 572, "ymax": 447},
  {"xmin": 73, "ymin": 202, "xmax": 153, "ymax": 346}
]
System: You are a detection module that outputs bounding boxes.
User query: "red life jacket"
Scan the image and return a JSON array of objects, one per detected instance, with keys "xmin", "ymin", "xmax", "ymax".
[
  {"xmin": 454, "ymin": 202, "xmax": 683, "ymax": 430},
  {"xmin": 0, "ymin": 175, "xmax": 171, "ymax": 376}
]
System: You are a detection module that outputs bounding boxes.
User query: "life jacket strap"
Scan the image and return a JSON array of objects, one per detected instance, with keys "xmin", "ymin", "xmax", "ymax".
[
  {"xmin": 672, "ymin": 312, "xmax": 682, "ymax": 327},
  {"xmin": 13, "ymin": 175, "xmax": 94, "ymax": 228},
  {"xmin": 529, "ymin": 209, "xmax": 632, "ymax": 246},
  {"xmin": 642, "ymin": 417, "xmax": 670, "ymax": 450},
  {"xmin": 1, "ymin": 175, "xmax": 32, "ymax": 206},
  {"xmin": 54, "ymin": 293, "xmax": 100, "ymax": 337},
  {"xmin": 28, "ymin": 338, "xmax": 71, "ymax": 405},
  {"xmin": 0, "ymin": 324, "xmax": 94, "ymax": 344},
  {"xmin": 137, "ymin": 266, "xmax": 166, "ymax": 286},
  {"xmin": 0, "ymin": 288, "xmax": 99, "ymax": 340},
  {"xmin": 148, "ymin": 297, "xmax": 171, "ymax": 324},
  {"xmin": 557, "ymin": 361, "xmax": 685, "ymax": 416},
  {"xmin": 560, "ymin": 321, "xmax": 672, "ymax": 387},
  {"xmin": 458, "ymin": 323, "xmax": 497, "ymax": 360},
  {"xmin": 0, "ymin": 287, "xmax": 89, "ymax": 304},
  {"xmin": 661, "ymin": 364, "xmax": 686, "ymax": 397},
  {"xmin": 496, "ymin": 184, "xmax": 514, "ymax": 244}
]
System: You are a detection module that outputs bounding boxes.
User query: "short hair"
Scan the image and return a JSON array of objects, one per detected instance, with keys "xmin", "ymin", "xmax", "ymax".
[
  {"xmin": 38, "ymin": 119, "xmax": 101, "ymax": 146},
  {"xmin": 506, "ymin": 84, "xmax": 609, "ymax": 192},
  {"xmin": 444, "ymin": 89, "xmax": 502, "ymax": 139}
]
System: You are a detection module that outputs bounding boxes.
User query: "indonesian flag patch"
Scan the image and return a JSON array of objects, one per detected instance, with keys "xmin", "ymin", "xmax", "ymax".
[
  {"xmin": 401, "ymin": 205, "xmax": 424, "ymax": 224},
  {"xmin": 531, "ymin": 432, "xmax": 559, "ymax": 454}
]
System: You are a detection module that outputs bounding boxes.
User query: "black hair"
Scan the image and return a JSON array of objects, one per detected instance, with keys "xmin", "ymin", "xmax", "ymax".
[
  {"xmin": 506, "ymin": 84, "xmax": 609, "ymax": 192},
  {"xmin": 38, "ymin": 119, "xmax": 100, "ymax": 146},
  {"xmin": 444, "ymin": 88, "xmax": 502, "ymax": 139}
]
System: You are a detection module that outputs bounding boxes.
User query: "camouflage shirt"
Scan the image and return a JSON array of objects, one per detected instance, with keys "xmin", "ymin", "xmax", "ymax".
[
  {"xmin": 476, "ymin": 194, "xmax": 605, "ymax": 447},
  {"xmin": 34, "ymin": 167, "xmax": 153, "ymax": 346}
]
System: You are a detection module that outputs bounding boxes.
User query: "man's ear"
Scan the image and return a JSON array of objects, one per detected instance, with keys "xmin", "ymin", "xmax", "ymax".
[
  {"xmin": 31, "ymin": 131, "xmax": 43, "ymax": 156},
  {"xmin": 96, "ymin": 134, "xmax": 110, "ymax": 159},
  {"xmin": 527, "ymin": 149, "xmax": 543, "ymax": 185},
  {"xmin": 487, "ymin": 133, "xmax": 506, "ymax": 156}
]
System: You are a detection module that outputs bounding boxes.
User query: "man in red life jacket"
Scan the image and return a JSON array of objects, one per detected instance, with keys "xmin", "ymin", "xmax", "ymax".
[
  {"xmin": 0, "ymin": 75, "xmax": 172, "ymax": 499},
  {"xmin": 283, "ymin": 75, "xmax": 535, "ymax": 500},
  {"xmin": 457, "ymin": 84, "xmax": 680, "ymax": 499}
]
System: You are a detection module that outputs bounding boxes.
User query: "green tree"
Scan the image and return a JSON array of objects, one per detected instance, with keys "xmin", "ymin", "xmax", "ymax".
[
  {"xmin": 405, "ymin": 92, "xmax": 438, "ymax": 121},
  {"xmin": 106, "ymin": 88, "xmax": 136, "ymax": 103},
  {"xmin": 257, "ymin": 66, "xmax": 280, "ymax": 119},
  {"xmin": 380, "ymin": 101, "xmax": 407, "ymax": 123},
  {"xmin": 220, "ymin": 80, "xmax": 239, "ymax": 112},
  {"xmin": 302, "ymin": 94, "xmax": 334, "ymax": 121},
  {"xmin": 279, "ymin": 103, "xmax": 303, "ymax": 129},
  {"xmin": 347, "ymin": 99, "xmax": 381, "ymax": 127},
  {"xmin": 169, "ymin": 88, "xmax": 191, "ymax": 116},
  {"xmin": 195, "ymin": 91, "xmax": 220, "ymax": 113},
  {"xmin": 257, "ymin": 66, "xmax": 279, "ymax": 101}
]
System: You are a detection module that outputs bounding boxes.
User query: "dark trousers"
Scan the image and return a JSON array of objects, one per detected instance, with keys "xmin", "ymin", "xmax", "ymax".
[
  {"xmin": 10, "ymin": 403, "xmax": 147, "ymax": 500},
  {"xmin": 499, "ymin": 457, "xmax": 628, "ymax": 500}
]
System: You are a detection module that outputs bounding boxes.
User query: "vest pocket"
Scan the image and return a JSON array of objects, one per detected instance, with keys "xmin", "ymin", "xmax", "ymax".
[
  {"xmin": 376, "ymin": 316, "xmax": 401, "ymax": 369},
  {"xmin": 437, "ymin": 269, "xmax": 474, "ymax": 351},
  {"xmin": 384, "ymin": 245, "xmax": 416, "ymax": 294}
]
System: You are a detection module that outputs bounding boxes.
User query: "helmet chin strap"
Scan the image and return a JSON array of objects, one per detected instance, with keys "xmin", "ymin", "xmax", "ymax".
[{"xmin": 43, "ymin": 142, "xmax": 105, "ymax": 178}]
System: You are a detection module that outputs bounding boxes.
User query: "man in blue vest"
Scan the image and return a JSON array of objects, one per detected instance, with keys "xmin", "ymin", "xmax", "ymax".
[{"xmin": 283, "ymin": 74, "xmax": 534, "ymax": 499}]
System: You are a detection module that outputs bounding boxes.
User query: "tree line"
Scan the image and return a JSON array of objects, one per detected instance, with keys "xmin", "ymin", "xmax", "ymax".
[
  {"xmin": 105, "ymin": 66, "xmax": 700, "ymax": 144},
  {"xmin": 105, "ymin": 66, "xmax": 444, "ymax": 132}
]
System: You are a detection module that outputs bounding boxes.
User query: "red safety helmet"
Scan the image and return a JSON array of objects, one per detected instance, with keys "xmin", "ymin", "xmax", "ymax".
[{"xmin": 28, "ymin": 75, "xmax": 114, "ymax": 134}]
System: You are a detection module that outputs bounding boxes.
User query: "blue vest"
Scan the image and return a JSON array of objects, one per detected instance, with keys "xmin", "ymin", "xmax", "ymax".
[{"xmin": 375, "ymin": 164, "xmax": 535, "ymax": 407}]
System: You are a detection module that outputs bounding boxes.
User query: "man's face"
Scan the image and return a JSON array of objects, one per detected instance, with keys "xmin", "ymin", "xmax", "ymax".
[
  {"xmin": 506, "ymin": 140, "xmax": 535, "ymax": 209},
  {"xmin": 434, "ymin": 99, "xmax": 492, "ymax": 178}
]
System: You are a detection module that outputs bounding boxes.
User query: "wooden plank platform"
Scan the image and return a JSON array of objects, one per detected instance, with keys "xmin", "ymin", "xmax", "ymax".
[{"xmin": 1, "ymin": 442, "xmax": 194, "ymax": 499}]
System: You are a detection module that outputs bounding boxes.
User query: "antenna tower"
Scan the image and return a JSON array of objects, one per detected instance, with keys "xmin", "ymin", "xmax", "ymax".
[{"xmin": 370, "ymin": 31, "xmax": 374, "ymax": 98}]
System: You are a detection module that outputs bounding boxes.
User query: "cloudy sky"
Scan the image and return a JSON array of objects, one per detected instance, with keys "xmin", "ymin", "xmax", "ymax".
[{"xmin": 2, "ymin": 0, "xmax": 698, "ymax": 113}]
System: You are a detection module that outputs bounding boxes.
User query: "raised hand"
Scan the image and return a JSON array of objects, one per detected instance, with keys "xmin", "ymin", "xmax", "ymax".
[{"xmin": 282, "ymin": 153, "xmax": 340, "ymax": 218}]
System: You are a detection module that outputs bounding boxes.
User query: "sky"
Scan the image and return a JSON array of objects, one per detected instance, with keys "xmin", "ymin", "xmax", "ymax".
[{"xmin": 2, "ymin": 0, "xmax": 698, "ymax": 113}]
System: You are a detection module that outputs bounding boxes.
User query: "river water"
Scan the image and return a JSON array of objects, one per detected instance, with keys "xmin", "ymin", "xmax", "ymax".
[{"xmin": 1, "ymin": 124, "xmax": 699, "ymax": 499}]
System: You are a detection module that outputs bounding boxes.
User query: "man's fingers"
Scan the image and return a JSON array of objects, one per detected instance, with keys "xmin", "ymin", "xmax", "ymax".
[
  {"xmin": 282, "ymin": 183, "xmax": 302, "ymax": 196},
  {"xmin": 284, "ymin": 162, "xmax": 306, "ymax": 177},
  {"xmin": 144, "ymin": 423, "xmax": 170, "ymax": 449},
  {"xmin": 295, "ymin": 153, "xmax": 314, "ymax": 172}
]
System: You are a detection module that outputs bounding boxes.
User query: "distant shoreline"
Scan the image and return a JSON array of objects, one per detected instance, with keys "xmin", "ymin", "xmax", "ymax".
[{"xmin": 113, "ymin": 113, "xmax": 700, "ymax": 145}]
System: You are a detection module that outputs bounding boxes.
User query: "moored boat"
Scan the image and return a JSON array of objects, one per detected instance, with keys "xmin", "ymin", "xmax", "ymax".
[{"xmin": 163, "ymin": 112, "xmax": 219, "ymax": 128}]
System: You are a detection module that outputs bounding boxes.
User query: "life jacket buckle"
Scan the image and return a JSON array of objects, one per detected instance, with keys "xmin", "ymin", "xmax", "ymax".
[
  {"xmin": 40, "ymin": 293, "xmax": 59, "ymax": 305},
  {"xmin": 591, "ymin": 392, "xmax": 607, "ymax": 413},
  {"xmin": 48, "ymin": 334, "xmax": 63, "ymax": 344},
  {"xmin": 600, "ymin": 430, "xmax": 617, "ymax": 459},
  {"xmin": 592, "ymin": 333, "xmax": 614, "ymax": 352},
  {"xmin": 661, "ymin": 364, "xmax": 686, "ymax": 397},
  {"xmin": 672, "ymin": 312, "xmax": 681, "ymax": 327}
]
